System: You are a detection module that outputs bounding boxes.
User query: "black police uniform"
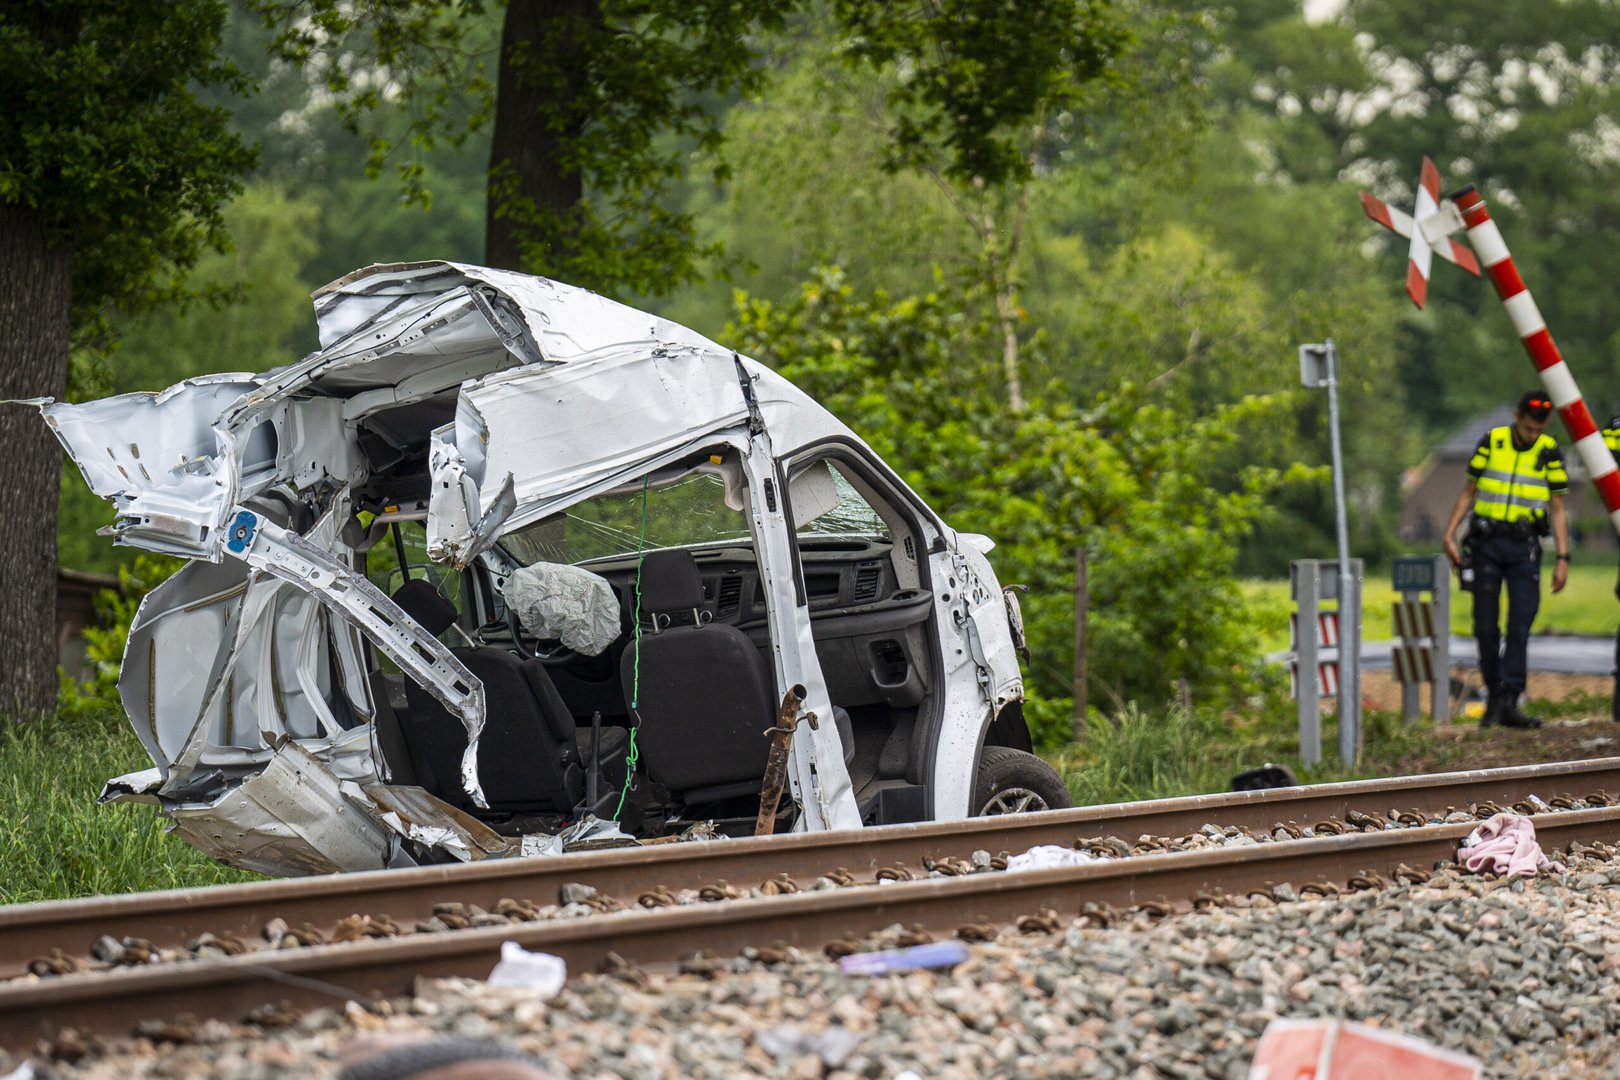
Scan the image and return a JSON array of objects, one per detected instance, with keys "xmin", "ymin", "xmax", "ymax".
[{"xmin": 1462, "ymin": 424, "xmax": 1568, "ymax": 720}]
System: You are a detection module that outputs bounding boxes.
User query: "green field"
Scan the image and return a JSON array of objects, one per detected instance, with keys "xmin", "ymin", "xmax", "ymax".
[{"xmin": 1241, "ymin": 561, "xmax": 1618, "ymax": 655}]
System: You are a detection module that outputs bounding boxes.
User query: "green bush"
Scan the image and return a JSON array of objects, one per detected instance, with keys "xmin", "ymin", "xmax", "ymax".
[{"xmin": 730, "ymin": 268, "xmax": 1293, "ymax": 713}]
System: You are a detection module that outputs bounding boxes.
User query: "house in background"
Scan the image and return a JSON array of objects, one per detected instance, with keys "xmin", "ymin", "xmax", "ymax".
[
  {"xmin": 1400, "ymin": 407, "xmax": 1617, "ymax": 551},
  {"xmin": 56, "ymin": 567, "xmax": 119, "ymax": 680}
]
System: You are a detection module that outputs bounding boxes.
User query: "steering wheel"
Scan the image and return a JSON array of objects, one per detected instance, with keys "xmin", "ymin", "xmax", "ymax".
[
  {"xmin": 505, "ymin": 607, "xmax": 580, "ymax": 664},
  {"xmin": 506, "ymin": 607, "xmax": 535, "ymax": 660}
]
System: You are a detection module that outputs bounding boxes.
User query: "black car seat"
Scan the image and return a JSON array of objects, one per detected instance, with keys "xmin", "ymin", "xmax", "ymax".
[
  {"xmin": 391, "ymin": 578, "xmax": 583, "ymax": 813},
  {"xmin": 619, "ymin": 550, "xmax": 776, "ymax": 802}
]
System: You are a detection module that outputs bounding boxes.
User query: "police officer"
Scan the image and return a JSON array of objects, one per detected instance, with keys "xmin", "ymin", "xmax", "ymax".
[{"xmin": 1441, "ymin": 390, "xmax": 1570, "ymax": 729}]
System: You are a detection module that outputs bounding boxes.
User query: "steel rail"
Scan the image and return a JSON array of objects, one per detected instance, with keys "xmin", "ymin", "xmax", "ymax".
[
  {"xmin": 3, "ymin": 757, "xmax": 1616, "ymax": 981},
  {"xmin": 3, "ymin": 804, "xmax": 1617, "ymax": 1053}
]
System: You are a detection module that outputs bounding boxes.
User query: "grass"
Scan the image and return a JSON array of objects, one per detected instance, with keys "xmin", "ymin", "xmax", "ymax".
[
  {"xmin": 1241, "ymin": 561, "xmax": 1618, "ymax": 655},
  {"xmin": 1049, "ymin": 683, "xmax": 1445, "ymax": 808},
  {"xmin": 0, "ymin": 709, "xmax": 259, "ymax": 904}
]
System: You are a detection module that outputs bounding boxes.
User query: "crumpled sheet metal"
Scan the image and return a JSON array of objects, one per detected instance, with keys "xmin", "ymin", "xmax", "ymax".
[
  {"xmin": 504, "ymin": 562, "xmax": 621, "ymax": 656},
  {"xmin": 362, "ymin": 783, "xmax": 516, "ymax": 862},
  {"xmin": 167, "ymin": 740, "xmax": 393, "ymax": 876}
]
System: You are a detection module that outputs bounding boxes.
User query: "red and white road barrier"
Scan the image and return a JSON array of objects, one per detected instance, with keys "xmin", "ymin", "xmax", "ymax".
[{"xmin": 1452, "ymin": 186, "xmax": 1620, "ymax": 535}]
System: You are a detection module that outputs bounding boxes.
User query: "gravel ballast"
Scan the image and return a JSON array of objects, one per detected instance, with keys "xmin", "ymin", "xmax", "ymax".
[{"xmin": 17, "ymin": 851, "xmax": 1620, "ymax": 1080}]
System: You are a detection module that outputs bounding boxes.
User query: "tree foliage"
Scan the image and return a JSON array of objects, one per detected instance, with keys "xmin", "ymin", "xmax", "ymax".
[
  {"xmin": 1188, "ymin": 0, "xmax": 1620, "ymax": 427},
  {"xmin": 831, "ymin": 0, "xmax": 1129, "ymax": 185},
  {"xmin": 1, "ymin": 0, "xmax": 255, "ymax": 330},
  {"xmin": 729, "ymin": 267, "xmax": 1300, "ymax": 709},
  {"xmin": 249, "ymin": 0, "xmax": 789, "ymax": 293},
  {"xmin": 1, "ymin": 0, "xmax": 252, "ymax": 719}
]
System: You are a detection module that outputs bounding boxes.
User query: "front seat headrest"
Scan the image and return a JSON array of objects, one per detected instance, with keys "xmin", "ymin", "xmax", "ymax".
[
  {"xmin": 638, "ymin": 549, "xmax": 704, "ymax": 614},
  {"xmin": 392, "ymin": 578, "xmax": 459, "ymax": 637}
]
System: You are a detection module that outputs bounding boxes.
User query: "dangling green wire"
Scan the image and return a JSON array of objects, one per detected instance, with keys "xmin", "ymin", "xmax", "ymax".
[{"xmin": 613, "ymin": 475, "xmax": 651, "ymax": 822}]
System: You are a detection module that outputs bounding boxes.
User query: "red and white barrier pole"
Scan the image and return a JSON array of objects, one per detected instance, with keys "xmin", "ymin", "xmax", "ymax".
[{"xmin": 1451, "ymin": 185, "xmax": 1620, "ymax": 536}]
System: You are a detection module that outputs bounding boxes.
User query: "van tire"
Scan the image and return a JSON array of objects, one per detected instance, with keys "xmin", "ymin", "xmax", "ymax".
[{"xmin": 972, "ymin": 747, "xmax": 1072, "ymax": 816}]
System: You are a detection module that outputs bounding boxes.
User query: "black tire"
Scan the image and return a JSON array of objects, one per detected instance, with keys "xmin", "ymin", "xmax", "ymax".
[{"xmin": 972, "ymin": 746, "xmax": 1072, "ymax": 816}]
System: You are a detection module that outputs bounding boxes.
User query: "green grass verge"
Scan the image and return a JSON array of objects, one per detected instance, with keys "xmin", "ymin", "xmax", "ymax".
[
  {"xmin": 0, "ymin": 710, "xmax": 259, "ymax": 904},
  {"xmin": 1051, "ymin": 688, "xmax": 1440, "ymax": 806},
  {"xmin": 1241, "ymin": 562, "xmax": 1618, "ymax": 655}
]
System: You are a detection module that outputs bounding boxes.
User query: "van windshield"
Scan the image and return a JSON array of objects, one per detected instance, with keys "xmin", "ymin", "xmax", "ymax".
[{"xmin": 500, "ymin": 473, "xmax": 751, "ymax": 566}]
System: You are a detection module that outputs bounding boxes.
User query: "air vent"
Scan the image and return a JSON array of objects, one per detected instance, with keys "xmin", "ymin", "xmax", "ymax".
[
  {"xmin": 853, "ymin": 564, "xmax": 882, "ymax": 603},
  {"xmin": 716, "ymin": 575, "xmax": 743, "ymax": 618},
  {"xmin": 903, "ymin": 535, "xmax": 916, "ymax": 561}
]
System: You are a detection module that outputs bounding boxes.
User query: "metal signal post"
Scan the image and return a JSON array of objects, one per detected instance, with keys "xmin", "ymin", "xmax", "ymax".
[{"xmin": 1300, "ymin": 340, "xmax": 1362, "ymax": 762}]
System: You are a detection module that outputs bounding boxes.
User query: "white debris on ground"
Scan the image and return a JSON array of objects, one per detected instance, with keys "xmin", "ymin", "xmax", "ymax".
[{"xmin": 19, "ymin": 853, "xmax": 1620, "ymax": 1080}]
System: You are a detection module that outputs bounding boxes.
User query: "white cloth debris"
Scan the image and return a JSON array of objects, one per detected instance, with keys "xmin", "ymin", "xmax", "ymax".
[
  {"xmin": 1005, "ymin": 844, "xmax": 1099, "ymax": 873},
  {"xmin": 505, "ymin": 562, "xmax": 620, "ymax": 655},
  {"xmin": 1457, "ymin": 812, "xmax": 1565, "ymax": 877},
  {"xmin": 487, "ymin": 942, "xmax": 567, "ymax": 996}
]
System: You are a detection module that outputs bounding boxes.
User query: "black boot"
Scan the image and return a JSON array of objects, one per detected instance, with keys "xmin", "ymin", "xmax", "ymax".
[
  {"xmin": 1481, "ymin": 693, "xmax": 1505, "ymax": 728},
  {"xmin": 1499, "ymin": 697, "xmax": 1542, "ymax": 730}
]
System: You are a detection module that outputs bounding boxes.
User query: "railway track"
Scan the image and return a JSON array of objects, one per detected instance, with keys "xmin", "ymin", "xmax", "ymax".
[{"xmin": 3, "ymin": 758, "xmax": 1618, "ymax": 1052}]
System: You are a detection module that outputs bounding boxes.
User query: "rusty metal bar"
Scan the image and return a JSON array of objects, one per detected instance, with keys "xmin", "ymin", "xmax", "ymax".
[{"xmin": 756, "ymin": 685, "xmax": 808, "ymax": 836}]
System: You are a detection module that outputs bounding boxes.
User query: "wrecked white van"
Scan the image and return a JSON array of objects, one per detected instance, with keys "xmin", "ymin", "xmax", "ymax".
[{"xmin": 44, "ymin": 261, "xmax": 1067, "ymax": 876}]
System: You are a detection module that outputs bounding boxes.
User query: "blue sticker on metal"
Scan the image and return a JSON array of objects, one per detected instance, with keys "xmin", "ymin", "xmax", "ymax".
[{"xmin": 225, "ymin": 510, "xmax": 259, "ymax": 554}]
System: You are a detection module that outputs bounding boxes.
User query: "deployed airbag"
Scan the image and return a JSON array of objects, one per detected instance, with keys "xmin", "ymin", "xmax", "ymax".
[{"xmin": 505, "ymin": 562, "xmax": 621, "ymax": 655}]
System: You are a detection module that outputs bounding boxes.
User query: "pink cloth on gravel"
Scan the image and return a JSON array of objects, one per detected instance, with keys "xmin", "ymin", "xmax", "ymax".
[{"xmin": 1456, "ymin": 812, "xmax": 1565, "ymax": 877}]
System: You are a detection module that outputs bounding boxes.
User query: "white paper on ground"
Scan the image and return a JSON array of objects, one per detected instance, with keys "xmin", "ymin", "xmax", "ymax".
[
  {"xmin": 1004, "ymin": 844, "xmax": 1099, "ymax": 873},
  {"xmin": 487, "ymin": 941, "xmax": 567, "ymax": 996}
]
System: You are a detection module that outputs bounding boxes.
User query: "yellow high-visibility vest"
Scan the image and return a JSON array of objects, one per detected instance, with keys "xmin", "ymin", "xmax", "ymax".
[{"xmin": 1468, "ymin": 425, "xmax": 1568, "ymax": 524}]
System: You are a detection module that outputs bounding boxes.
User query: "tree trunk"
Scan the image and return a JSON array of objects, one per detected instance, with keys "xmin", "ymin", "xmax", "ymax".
[
  {"xmin": 0, "ymin": 202, "xmax": 73, "ymax": 720},
  {"xmin": 484, "ymin": 0, "xmax": 599, "ymax": 273}
]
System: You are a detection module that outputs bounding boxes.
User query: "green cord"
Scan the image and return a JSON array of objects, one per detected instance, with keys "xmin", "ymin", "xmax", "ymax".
[{"xmin": 613, "ymin": 475, "xmax": 650, "ymax": 822}]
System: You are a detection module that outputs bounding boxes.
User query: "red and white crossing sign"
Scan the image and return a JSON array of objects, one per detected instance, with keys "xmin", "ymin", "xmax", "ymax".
[
  {"xmin": 1290, "ymin": 660, "xmax": 1340, "ymax": 698},
  {"xmin": 1290, "ymin": 611, "xmax": 1340, "ymax": 649}
]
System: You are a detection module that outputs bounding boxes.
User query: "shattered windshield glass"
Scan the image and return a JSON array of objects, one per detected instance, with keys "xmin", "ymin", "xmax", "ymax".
[
  {"xmin": 501, "ymin": 473, "xmax": 751, "ymax": 565},
  {"xmin": 798, "ymin": 463, "xmax": 888, "ymax": 540}
]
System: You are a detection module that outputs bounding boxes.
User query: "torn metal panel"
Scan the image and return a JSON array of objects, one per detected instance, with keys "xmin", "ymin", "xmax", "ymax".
[
  {"xmin": 222, "ymin": 506, "xmax": 489, "ymax": 807},
  {"xmin": 167, "ymin": 740, "xmax": 393, "ymax": 876},
  {"xmin": 737, "ymin": 427, "xmax": 862, "ymax": 832},
  {"xmin": 958, "ymin": 545, "xmax": 1026, "ymax": 710},
  {"xmin": 41, "ymin": 376, "xmax": 263, "ymax": 559},
  {"xmin": 425, "ymin": 430, "xmax": 516, "ymax": 570},
  {"xmin": 434, "ymin": 344, "xmax": 753, "ymax": 539},
  {"xmin": 312, "ymin": 261, "xmax": 718, "ymax": 361},
  {"xmin": 360, "ymin": 783, "xmax": 516, "ymax": 863}
]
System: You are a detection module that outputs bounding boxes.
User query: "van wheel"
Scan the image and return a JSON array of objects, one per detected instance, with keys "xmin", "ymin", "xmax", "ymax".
[{"xmin": 972, "ymin": 747, "xmax": 1072, "ymax": 816}]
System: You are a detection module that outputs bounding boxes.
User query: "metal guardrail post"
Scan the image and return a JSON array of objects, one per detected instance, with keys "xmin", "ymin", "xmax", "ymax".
[{"xmin": 1292, "ymin": 560, "xmax": 1322, "ymax": 766}]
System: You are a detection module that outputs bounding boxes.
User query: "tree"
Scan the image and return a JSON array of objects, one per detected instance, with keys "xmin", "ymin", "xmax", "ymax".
[
  {"xmin": 0, "ymin": 1, "xmax": 252, "ymax": 719},
  {"xmin": 252, "ymin": 0, "xmax": 791, "ymax": 295}
]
